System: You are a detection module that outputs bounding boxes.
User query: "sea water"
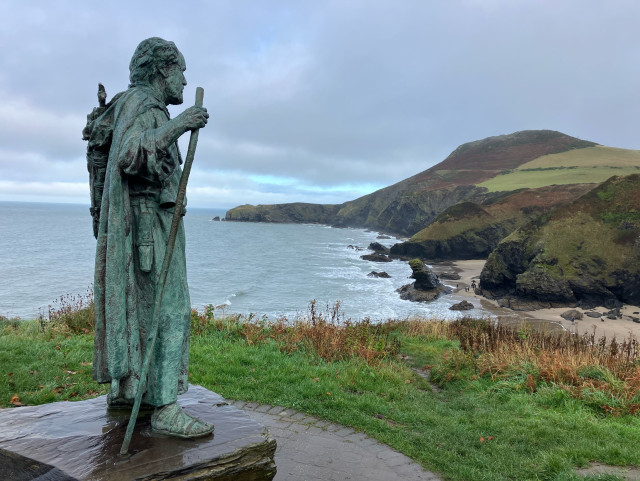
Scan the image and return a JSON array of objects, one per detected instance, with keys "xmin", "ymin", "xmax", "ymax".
[{"xmin": 0, "ymin": 201, "xmax": 488, "ymax": 321}]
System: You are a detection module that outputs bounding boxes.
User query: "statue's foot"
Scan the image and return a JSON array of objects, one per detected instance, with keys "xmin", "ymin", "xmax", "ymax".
[
  {"xmin": 107, "ymin": 377, "xmax": 152, "ymax": 410},
  {"xmin": 151, "ymin": 403, "xmax": 214, "ymax": 439},
  {"xmin": 107, "ymin": 391, "xmax": 132, "ymax": 408}
]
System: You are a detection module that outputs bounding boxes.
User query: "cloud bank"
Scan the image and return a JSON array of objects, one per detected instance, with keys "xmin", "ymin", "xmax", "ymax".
[{"xmin": 1, "ymin": 0, "xmax": 639, "ymax": 208}]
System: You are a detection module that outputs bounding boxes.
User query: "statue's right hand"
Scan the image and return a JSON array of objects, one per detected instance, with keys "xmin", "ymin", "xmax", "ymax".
[{"xmin": 179, "ymin": 106, "xmax": 209, "ymax": 131}]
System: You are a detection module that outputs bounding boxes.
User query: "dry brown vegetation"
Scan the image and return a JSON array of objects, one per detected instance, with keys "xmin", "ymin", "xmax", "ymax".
[
  {"xmin": 405, "ymin": 318, "xmax": 640, "ymax": 415},
  {"xmin": 190, "ymin": 300, "xmax": 401, "ymax": 364}
]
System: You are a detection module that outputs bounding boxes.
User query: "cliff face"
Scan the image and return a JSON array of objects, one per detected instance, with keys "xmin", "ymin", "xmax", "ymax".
[
  {"xmin": 225, "ymin": 130, "xmax": 595, "ymax": 236},
  {"xmin": 332, "ymin": 184, "xmax": 489, "ymax": 236},
  {"xmin": 225, "ymin": 203, "xmax": 341, "ymax": 224},
  {"xmin": 480, "ymin": 175, "xmax": 640, "ymax": 308}
]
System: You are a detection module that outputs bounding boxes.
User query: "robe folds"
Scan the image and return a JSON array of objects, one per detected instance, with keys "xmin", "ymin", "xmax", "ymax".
[{"xmin": 90, "ymin": 85, "xmax": 191, "ymax": 407}]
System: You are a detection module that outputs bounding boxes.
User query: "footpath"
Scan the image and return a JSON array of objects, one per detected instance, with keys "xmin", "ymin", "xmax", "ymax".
[{"xmin": 231, "ymin": 399, "xmax": 442, "ymax": 481}]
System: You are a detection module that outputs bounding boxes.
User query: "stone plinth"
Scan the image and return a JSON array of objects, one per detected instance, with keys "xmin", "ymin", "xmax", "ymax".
[{"xmin": 0, "ymin": 385, "xmax": 276, "ymax": 480}]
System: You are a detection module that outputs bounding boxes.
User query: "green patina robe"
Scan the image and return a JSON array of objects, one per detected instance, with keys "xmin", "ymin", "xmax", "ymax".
[{"xmin": 89, "ymin": 85, "xmax": 191, "ymax": 407}]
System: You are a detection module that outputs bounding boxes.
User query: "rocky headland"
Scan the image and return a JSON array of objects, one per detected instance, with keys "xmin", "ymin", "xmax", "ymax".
[
  {"xmin": 226, "ymin": 130, "xmax": 598, "ymax": 235},
  {"xmin": 225, "ymin": 129, "xmax": 640, "ymax": 314}
]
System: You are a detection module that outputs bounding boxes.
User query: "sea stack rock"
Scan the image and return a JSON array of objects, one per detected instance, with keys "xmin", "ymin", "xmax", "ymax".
[
  {"xmin": 361, "ymin": 253, "xmax": 392, "ymax": 262},
  {"xmin": 397, "ymin": 259, "xmax": 450, "ymax": 302},
  {"xmin": 409, "ymin": 259, "xmax": 439, "ymax": 290}
]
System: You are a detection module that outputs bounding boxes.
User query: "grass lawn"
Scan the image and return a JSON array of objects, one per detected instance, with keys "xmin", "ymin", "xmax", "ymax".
[{"xmin": 2, "ymin": 312, "xmax": 639, "ymax": 481}]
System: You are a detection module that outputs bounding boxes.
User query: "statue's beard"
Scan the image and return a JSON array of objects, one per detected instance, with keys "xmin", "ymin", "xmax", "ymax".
[{"xmin": 165, "ymin": 82, "xmax": 184, "ymax": 105}]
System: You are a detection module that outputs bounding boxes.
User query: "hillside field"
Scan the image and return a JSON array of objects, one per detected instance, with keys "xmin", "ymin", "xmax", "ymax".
[{"xmin": 478, "ymin": 146, "xmax": 640, "ymax": 192}]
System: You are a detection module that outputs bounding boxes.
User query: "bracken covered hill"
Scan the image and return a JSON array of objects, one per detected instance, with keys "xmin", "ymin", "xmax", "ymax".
[
  {"xmin": 408, "ymin": 130, "xmax": 596, "ymax": 189},
  {"xmin": 226, "ymin": 130, "xmax": 599, "ymax": 236}
]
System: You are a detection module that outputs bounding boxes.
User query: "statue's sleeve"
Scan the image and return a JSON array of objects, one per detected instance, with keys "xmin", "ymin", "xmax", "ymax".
[{"xmin": 117, "ymin": 108, "xmax": 177, "ymax": 182}]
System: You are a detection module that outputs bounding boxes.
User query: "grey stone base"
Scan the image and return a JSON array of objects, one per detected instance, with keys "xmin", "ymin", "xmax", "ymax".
[{"xmin": 0, "ymin": 385, "xmax": 276, "ymax": 481}]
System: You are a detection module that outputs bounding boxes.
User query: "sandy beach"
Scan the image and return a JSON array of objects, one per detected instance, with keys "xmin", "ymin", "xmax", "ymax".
[{"xmin": 434, "ymin": 259, "xmax": 640, "ymax": 340}]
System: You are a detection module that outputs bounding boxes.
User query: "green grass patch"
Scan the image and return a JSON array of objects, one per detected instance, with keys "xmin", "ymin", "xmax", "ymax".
[
  {"xmin": 478, "ymin": 166, "xmax": 639, "ymax": 192},
  {"xmin": 0, "ymin": 321, "xmax": 107, "ymax": 406},
  {"xmin": 520, "ymin": 146, "xmax": 640, "ymax": 170},
  {"xmin": 2, "ymin": 314, "xmax": 639, "ymax": 481}
]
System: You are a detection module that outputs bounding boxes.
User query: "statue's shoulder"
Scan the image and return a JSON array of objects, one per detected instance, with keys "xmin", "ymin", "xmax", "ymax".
[{"xmin": 121, "ymin": 86, "xmax": 166, "ymax": 112}]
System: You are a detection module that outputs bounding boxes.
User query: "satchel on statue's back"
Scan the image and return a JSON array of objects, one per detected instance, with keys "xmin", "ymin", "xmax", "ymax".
[{"xmin": 82, "ymin": 83, "xmax": 124, "ymax": 238}]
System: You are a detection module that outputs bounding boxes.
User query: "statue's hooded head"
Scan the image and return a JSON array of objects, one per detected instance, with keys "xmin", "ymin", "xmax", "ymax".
[{"xmin": 129, "ymin": 37, "xmax": 186, "ymax": 104}]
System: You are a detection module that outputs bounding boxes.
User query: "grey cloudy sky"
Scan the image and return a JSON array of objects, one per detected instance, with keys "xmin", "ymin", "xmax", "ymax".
[{"xmin": 1, "ymin": 0, "xmax": 639, "ymax": 209}]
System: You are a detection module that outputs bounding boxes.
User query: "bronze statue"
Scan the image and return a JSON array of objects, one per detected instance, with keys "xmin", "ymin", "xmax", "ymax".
[{"xmin": 83, "ymin": 37, "xmax": 212, "ymax": 439}]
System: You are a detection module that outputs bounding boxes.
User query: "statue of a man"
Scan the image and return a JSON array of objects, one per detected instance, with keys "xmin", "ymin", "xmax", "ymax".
[{"xmin": 84, "ymin": 37, "xmax": 212, "ymax": 438}]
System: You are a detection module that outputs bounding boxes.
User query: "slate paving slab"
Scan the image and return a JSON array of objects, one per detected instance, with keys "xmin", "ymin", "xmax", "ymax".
[
  {"xmin": 233, "ymin": 400, "xmax": 442, "ymax": 481},
  {"xmin": 0, "ymin": 385, "xmax": 276, "ymax": 480}
]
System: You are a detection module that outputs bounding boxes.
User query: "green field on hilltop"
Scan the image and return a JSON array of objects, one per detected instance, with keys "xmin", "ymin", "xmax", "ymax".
[
  {"xmin": 478, "ymin": 165, "xmax": 640, "ymax": 192},
  {"xmin": 478, "ymin": 146, "xmax": 640, "ymax": 192},
  {"xmin": 522, "ymin": 146, "xmax": 640, "ymax": 169}
]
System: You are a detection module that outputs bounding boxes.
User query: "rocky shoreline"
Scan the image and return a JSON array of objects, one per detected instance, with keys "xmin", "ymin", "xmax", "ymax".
[
  {"xmin": 430, "ymin": 259, "xmax": 640, "ymax": 340},
  {"xmin": 357, "ymin": 235, "xmax": 640, "ymax": 339}
]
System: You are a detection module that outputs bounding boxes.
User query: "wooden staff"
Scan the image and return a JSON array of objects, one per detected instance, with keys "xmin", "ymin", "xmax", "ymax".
[{"xmin": 120, "ymin": 87, "xmax": 204, "ymax": 456}]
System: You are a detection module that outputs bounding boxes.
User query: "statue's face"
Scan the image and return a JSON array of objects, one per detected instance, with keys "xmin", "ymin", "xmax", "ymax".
[{"xmin": 163, "ymin": 53, "xmax": 187, "ymax": 105}]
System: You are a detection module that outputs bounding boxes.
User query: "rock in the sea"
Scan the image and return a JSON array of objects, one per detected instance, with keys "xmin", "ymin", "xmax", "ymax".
[
  {"xmin": 396, "ymin": 259, "xmax": 451, "ymax": 302},
  {"xmin": 348, "ymin": 244, "xmax": 364, "ymax": 251},
  {"xmin": 368, "ymin": 242, "xmax": 390, "ymax": 254},
  {"xmin": 212, "ymin": 216, "xmax": 221, "ymax": 221},
  {"xmin": 561, "ymin": 309, "xmax": 583, "ymax": 320},
  {"xmin": 361, "ymin": 253, "xmax": 392, "ymax": 262},
  {"xmin": 409, "ymin": 259, "xmax": 439, "ymax": 290},
  {"xmin": 377, "ymin": 234, "xmax": 392, "ymax": 239},
  {"xmin": 368, "ymin": 271, "xmax": 391, "ymax": 278},
  {"xmin": 450, "ymin": 300, "xmax": 474, "ymax": 311}
]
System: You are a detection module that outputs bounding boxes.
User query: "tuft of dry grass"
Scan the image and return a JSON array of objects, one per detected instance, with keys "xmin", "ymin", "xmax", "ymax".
[{"xmin": 45, "ymin": 287, "xmax": 95, "ymax": 335}]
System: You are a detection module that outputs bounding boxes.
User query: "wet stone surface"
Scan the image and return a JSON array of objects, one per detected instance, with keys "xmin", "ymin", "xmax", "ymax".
[
  {"xmin": 232, "ymin": 400, "xmax": 442, "ymax": 480},
  {"xmin": 0, "ymin": 385, "xmax": 276, "ymax": 481}
]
